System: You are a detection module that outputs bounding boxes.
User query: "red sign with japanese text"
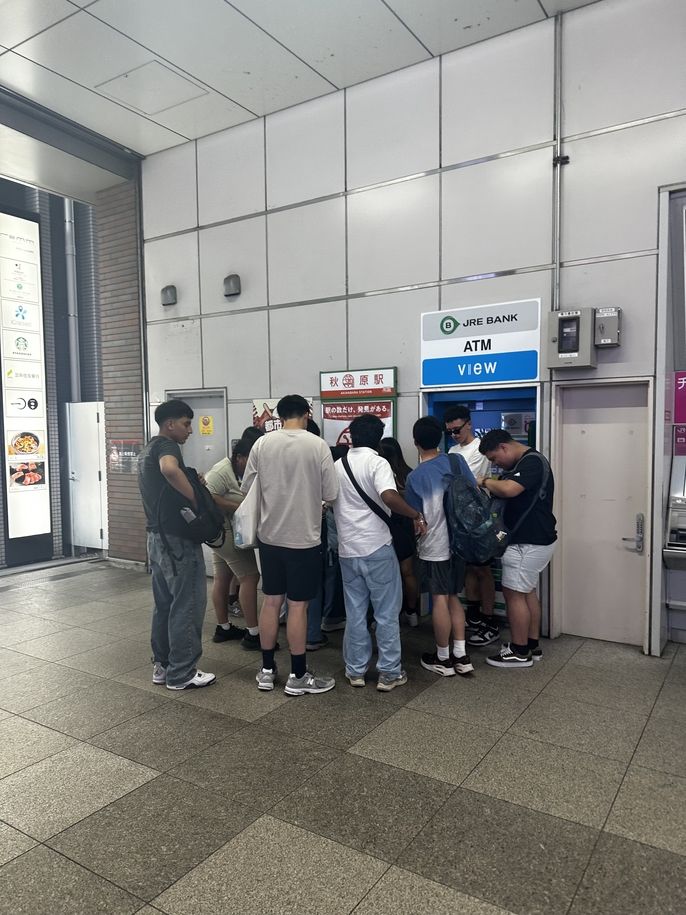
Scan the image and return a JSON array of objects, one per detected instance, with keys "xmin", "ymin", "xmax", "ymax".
[
  {"xmin": 322, "ymin": 400, "xmax": 394, "ymax": 446},
  {"xmin": 320, "ymin": 368, "xmax": 396, "ymax": 400},
  {"xmin": 674, "ymin": 372, "xmax": 686, "ymax": 423}
]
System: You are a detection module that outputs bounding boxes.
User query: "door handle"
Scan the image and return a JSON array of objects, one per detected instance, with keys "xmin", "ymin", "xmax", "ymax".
[
  {"xmin": 68, "ymin": 472, "xmax": 77, "ymax": 481},
  {"xmin": 622, "ymin": 513, "xmax": 644, "ymax": 553}
]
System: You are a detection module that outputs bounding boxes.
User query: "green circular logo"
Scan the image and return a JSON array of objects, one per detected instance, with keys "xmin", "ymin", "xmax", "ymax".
[{"xmin": 440, "ymin": 315, "xmax": 460, "ymax": 335}]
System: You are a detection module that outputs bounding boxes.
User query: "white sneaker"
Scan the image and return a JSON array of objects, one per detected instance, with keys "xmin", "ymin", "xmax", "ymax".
[
  {"xmin": 152, "ymin": 662, "xmax": 166, "ymax": 685},
  {"xmin": 166, "ymin": 670, "xmax": 216, "ymax": 690},
  {"xmin": 403, "ymin": 611, "xmax": 419, "ymax": 628}
]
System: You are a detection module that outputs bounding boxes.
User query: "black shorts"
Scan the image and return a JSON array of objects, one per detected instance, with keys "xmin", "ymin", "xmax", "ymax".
[
  {"xmin": 420, "ymin": 555, "xmax": 465, "ymax": 596},
  {"xmin": 257, "ymin": 540, "xmax": 322, "ymax": 601}
]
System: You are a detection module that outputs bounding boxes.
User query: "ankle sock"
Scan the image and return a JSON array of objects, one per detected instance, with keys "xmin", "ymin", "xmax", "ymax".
[
  {"xmin": 291, "ymin": 653, "xmax": 306, "ymax": 678},
  {"xmin": 511, "ymin": 642, "xmax": 530, "ymax": 657},
  {"xmin": 248, "ymin": 626, "xmax": 259, "ymax": 637},
  {"xmin": 466, "ymin": 601, "xmax": 481, "ymax": 624},
  {"xmin": 528, "ymin": 638, "xmax": 539, "ymax": 650},
  {"xmin": 436, "ymin": 645, "xmax": 450, "ymax": 661},
  {"xmin": 453, "ymin": 640, "xmax": 466, "ymax": 658},
  {"xmin": 262, "ymin": 648, "xmax": 275, "ymax": 671},
  {"xmin": 219, "ymin": 622, "xmax": 232, "ymax": 630},
  {"xmin": 228, "ymin": 593, "xmax": 239, "ymax": 604}
]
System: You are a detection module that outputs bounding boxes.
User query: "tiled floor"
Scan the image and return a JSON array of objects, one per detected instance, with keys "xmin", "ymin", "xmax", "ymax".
[{"xmin": 0, "ymin": 561, "xmax": 684, "ymax": 915}]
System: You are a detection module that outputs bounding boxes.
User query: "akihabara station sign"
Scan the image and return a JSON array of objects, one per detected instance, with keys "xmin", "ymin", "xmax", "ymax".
[
  {"xmin": 320, "ymin": 368, "xmax": 397, "ymax": 447},
  {"xmin": 421, "ymin": 299, "xmax": 541, "ymax": 388}
]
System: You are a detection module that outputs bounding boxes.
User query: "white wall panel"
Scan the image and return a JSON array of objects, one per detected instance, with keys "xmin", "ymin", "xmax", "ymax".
[
  {"xmin": 202, "ymin": 311, "xmax": 269, "ymax": 399},
  {"xmin": 142, "ymin": 143, "xmax": 197, "ymax": 238},
  {"xmin": 557, "ymin": 255, "xmax": 658, "ymax": 379},
  {"xmin": 0, "ymin": 0, "xmax": 75, "ymax": 49},
  {"xmin": 396, "ymin": 395, "xmax": 421, "ymax": 468},
  {"xmin": 144, "ymin": 233, "xmax": 200, "ymax": 322},
  {"xmin": 562, "ymin": 116, "xmax": 686, "ymax": 262},
  {"xmin": 266, "ymin": 93, "xmax": 344, "ymax": 208},
  {"xmin": 270, "ymin": 301, "xmax": 346, "ymax": 395},
  {"xmin": 442, "ymin": 148, "xmax": 552, "ymax": 279},
  {"xmin": 348, "ymin": 175, "xmax": 439, "ymax": 294},
  {"xmin": 563, "ymin": 0, "xmax": 686, "ymax": 136},
  {"xmin": 349, "ymin": 288, "xmax": 438, "ymax": 394},
  {"xmin": 228, "ymin": 401, "xmax": 254, "ymax": 445},
  {"xmin": 197, "ymin": 120, "xmax": 265, "ymax": 225},
  {"xmin": 442, "ymin": 20, "xmax": 554, "ymax": 165},
  {"xmin": 147, "ymin": 319, "xmax": 202, "ymax": 403},
  {"xmin": 441, "ymin": 269, "xmax": 552, "ymax": 313},
  {"xmin": 346, "ymin": 60, "xmax": 439, "ymax": 188},
  {"xmin": 267, "ymin": 198, "xmax": 346, "ymax": 305},
  {"xmin": 199, "ymin": 218, "xmax": 267, "ymax": 314}
]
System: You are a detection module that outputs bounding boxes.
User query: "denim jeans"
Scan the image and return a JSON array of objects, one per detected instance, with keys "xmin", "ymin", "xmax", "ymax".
[
  {"xmin": 148, "ymin": 532, "xmax": 207, "ymax": 687},
  {"xmin": 307, "ymin": 586, "xmax": 323, "ymax": 644},
  {"xmin": 340, "ymin": 543, "xmax": 402, "ymax": 678}
]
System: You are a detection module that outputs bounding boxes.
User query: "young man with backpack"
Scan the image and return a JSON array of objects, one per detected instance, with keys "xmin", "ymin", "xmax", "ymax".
[
  {"xmin": 405, "ymin": 416, "xmax": 475, "ymax": 676},
  {"xmin": 137, "ymin": 400, "xmax": 216, "ymax": 690},
  {"xmin": 477, "ymin": 430, "xmax": 557, "ymax": 669},
  {"xmin": 445, "ymin": 405, "xmax": 499, "ymax": 648}
]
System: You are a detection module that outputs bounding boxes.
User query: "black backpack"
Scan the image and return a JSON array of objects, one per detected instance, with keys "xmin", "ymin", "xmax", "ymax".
[
  {"xmin": 443, "ymin": 453, "xmax": 507, "ymax": 564},
  {"xmin": 156, "ymin": 466, "xmax": 226, "ymax": 550}
]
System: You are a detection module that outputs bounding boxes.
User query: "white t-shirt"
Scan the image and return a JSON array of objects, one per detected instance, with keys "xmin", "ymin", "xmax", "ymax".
[
  {"xmin": 333, "ymin": 448, "xmax": 397, "ymax": 560},
  {"xmin": 450, "ymin": 437, "xmax": 490, "ymax": 479}
]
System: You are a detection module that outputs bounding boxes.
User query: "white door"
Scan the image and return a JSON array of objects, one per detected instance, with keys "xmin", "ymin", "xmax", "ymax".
[
  {"xmin": 65, "ymin": 402, "xmax": 108, "ymax": 550},
  {"xmin": 555, "ymin": 383, "xmax": 650, "ymax": 646},
  {"xmin": 166, "ymin": 390, "xmax": 227, "ymax": 475}
]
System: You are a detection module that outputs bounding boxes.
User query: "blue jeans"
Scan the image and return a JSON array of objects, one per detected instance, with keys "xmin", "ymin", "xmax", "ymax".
[
  {"xmin": 340, "ymin": 544, "xmax": 402, "ymax": 678},
  {"xmin": 148, "ymin": 532, "xmax": 207, "ymax": 687}
]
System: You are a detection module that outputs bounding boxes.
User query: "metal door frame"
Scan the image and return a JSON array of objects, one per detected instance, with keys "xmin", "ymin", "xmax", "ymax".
[{"xmin": 551, "ymin": 377, "xmax": 654, "ymax": 652}]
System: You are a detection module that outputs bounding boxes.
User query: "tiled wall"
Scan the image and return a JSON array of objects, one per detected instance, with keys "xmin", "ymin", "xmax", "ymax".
[{"xmin": 141, "ymin": 0, "xmax": 686, "ymax": 458}]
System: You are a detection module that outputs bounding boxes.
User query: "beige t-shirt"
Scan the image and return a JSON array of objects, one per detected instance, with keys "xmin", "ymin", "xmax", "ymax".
[
  {"xmin": 205, "ymin": 457, "xmax": 242, "ymax": 530},
  {"xmin": 241, "ymin": 429, "xmax": 338, "ymax": 549}
]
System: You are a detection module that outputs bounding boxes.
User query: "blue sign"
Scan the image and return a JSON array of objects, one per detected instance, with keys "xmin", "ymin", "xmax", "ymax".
[{"xmin": 422, "ymin": 350, "xmax": 539, "ymax": 387}]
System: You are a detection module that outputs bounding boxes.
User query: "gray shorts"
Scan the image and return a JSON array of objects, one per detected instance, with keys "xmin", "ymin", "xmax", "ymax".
[
  {"xmin": 501, "ymin": 543, "xmax": 556, "ymax": 592},
  {"xmin": 420, "ymin": 555, "xmax": 466, "ymax": 596}
]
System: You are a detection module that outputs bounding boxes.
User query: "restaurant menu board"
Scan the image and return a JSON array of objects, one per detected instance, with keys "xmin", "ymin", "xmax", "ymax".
[{"xmin": 0, "ymin": 213, "xmax": 50, "ymax": 539}]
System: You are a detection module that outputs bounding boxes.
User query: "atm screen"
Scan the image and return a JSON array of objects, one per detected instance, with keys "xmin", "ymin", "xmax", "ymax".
[{"xmin": 559, "ymin": 316, "xmax": 580, "ymax": 354}]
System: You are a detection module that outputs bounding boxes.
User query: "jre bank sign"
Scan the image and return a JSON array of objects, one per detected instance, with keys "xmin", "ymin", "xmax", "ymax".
[{"xmin": 421, "ymin": 298, "xmax": 541, "ymax": 387}]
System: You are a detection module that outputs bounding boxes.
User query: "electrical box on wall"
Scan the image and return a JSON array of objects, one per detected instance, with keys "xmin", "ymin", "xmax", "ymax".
[
  {"xmin": 546, "ymin": 308, "xmax": 597, "ymax": 369},
  {"xmin": 594, "ymin": 306, "xmax": 622, "ymax": 347}
]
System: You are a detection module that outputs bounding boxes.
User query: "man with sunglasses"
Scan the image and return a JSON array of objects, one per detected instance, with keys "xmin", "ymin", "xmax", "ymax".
[{"xmin": 444, "ymin": 405, "xmax": 499, "ymax": 648}]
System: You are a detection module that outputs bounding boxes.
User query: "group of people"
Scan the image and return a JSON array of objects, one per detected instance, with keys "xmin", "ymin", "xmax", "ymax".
[{"xmin": 137, "ymin": 394, "xmax": 556, "ymax": 693}]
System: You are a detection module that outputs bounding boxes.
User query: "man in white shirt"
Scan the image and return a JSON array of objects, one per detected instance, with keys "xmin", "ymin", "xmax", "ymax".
[
  {"xmin": 241, "ymin": 394, "xmax": 339, "ymax": 696},
  {"xmin": 333, "ymin": 415, "xmax": 426, "ymax": 692},
  {"xmin": 445, "ymin": 405, "xmax": 499, "ymax": 647}
]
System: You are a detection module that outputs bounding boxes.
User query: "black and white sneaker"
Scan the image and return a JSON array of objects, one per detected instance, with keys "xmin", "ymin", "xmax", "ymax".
[
  {"xmin": 420, "ymin": 652, "xmax": 456, "ymax": 677},
  {"xmin": 212, "ymin": 624, "xmax": 245, "ymax": 643},
  {"xmin": 467, "ymin": 621, "xmax": 500, "ymax": 647},
  {"xmin": 452, "ymin": 654, "xmax": 474, "ymax": 675},
  {"xmin": 531, "ymin": 646, "xmax": 543, "ymax": 662},
  {"xmin": 486, "ymin": 643, "xmax": 533, "ymax": 669}
]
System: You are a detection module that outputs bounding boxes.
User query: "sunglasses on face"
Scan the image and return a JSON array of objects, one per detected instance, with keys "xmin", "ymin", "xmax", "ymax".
[{"xmin": 447, "ymin": 424, "xmax": 467, "ymax": 436}]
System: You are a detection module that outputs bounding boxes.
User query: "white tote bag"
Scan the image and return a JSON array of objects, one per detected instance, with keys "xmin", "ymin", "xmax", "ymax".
[{"xmin": 233, "ymin": 476, "xmax": 260, "ymax": 549}]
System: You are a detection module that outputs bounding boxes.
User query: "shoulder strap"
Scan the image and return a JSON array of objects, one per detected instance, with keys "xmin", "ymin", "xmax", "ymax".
[
  {"xmin": 341, "ymin": 453, "xmax": 391, "ymax": 528},
  {"xmin": 507, "ymin": 451, "xmax": 551, "ymax": 536}
]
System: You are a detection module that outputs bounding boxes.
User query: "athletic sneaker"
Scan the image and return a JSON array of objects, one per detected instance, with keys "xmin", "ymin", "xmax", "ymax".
[
  {"xmin": 240, "ymin": 632, "xmax": 261, "ymax": 651},
  {"xmin": 284, "ymin": 671, "xmax": 336, "ymax": 696},
  {"xmin": 212, "ymin": 624, "xmax": 245, "ymax": 643},
  {"xmin": 228, "ymin": 599, "xmax": 242, "ymax": 617},
  {"xmin": 466, "ymin": 618, "xmax": 482, "ymax": 632},
  {"xmin": 166, "ymin": 670, "xmax": 216, "ymax": 690},
  {"xmin": 452, "ymin": 654, "xmax": 474, "ymax": 675},
  {"xmin": 152, "ymin": 662, "xmax": 166, "ymax": 685},
  {"xmin": 486, "ymin": 643, "xmax": 533, "ymax": 669},
  {"xmin": 467, "ymin": 621, "xmax": 500, "ymax": 647},
  {"xmin": 256, "ymin": 667, "xmax": 277, "ymax": 691},
  {"xmin": 531, "ymin": 646, "xmax": 543, "ymax": 662},
  {"xmin": 420, "ymin": 652, "xmax": 456, "ymax": 677},
  {"xmin": 321, "ymin": 619, "xmax": 346, "ymax": 632},
  {"xmin": 402, "ymin": 611, "xmax": 420, "ymax": 628},
  {"xmin": 346, "ymin": 673, "xmax": 366, "ymax": 688},
  {"xmin": 306, "ymin": 634, "xmax": 329, "ymax": 651},
  {"xmin": 377, "ymin": 670, "xmax": 408, "ymax": 692}
]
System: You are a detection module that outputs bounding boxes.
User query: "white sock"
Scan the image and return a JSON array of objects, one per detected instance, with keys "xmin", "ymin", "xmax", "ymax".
[
  {"xmin": 248, "ymin": 626, "xmax": 259, "ymax": 636},
  {"xmin": 437, "ymin": 645, "xmax": 450, "ymax": 660},
  {"xmin": 220, "ymin": 622, "xmax": 232, "ymax": 630},
  {"xmin": 453, "ymin": 640, "xmax": 466, "ymax": 658}
]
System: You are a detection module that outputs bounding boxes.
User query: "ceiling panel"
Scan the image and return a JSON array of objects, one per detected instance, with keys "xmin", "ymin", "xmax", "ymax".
[
  {"xmin": 229, "ymin": 0, "xmax": 430, "ymax": 87},
  {"xmin": 386, "ymin": 0, "xmax": 545, "ymax": 56},
  {"xmin": 0, "ymin": 52, "xmax": 186, "ymax": 154},
  {"xmin": 96, "ymin": 61, "xmax": 207, "ymax": 114},
  {"xmin": 540, "ymin": 0, "xmax": 597, "ymax": 12},
  {"xmin": 88, "ymin": 0, "xmax": 334, "ymax": 115},
  {"xmin": 0, "ymin": 0, "xmax": 76, "ymax": 49},
  {"xmin": 153, "ymin": 91, "xmax": 255, "ymax": 139},
  {"xmin": 0, "ymin": 124, "xmax": 124, "ymax": 202}
]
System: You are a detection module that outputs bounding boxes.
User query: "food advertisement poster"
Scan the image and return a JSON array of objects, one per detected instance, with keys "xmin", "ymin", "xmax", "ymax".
[{"xmin": 0, "ymin": 212, "xmax": 50, "ymax": 538}]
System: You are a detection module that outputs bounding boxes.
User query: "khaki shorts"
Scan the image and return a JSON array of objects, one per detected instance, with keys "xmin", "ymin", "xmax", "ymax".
[{"xmin": 211, "ymin": 528, "xmax": 259, "ymax": 580}]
